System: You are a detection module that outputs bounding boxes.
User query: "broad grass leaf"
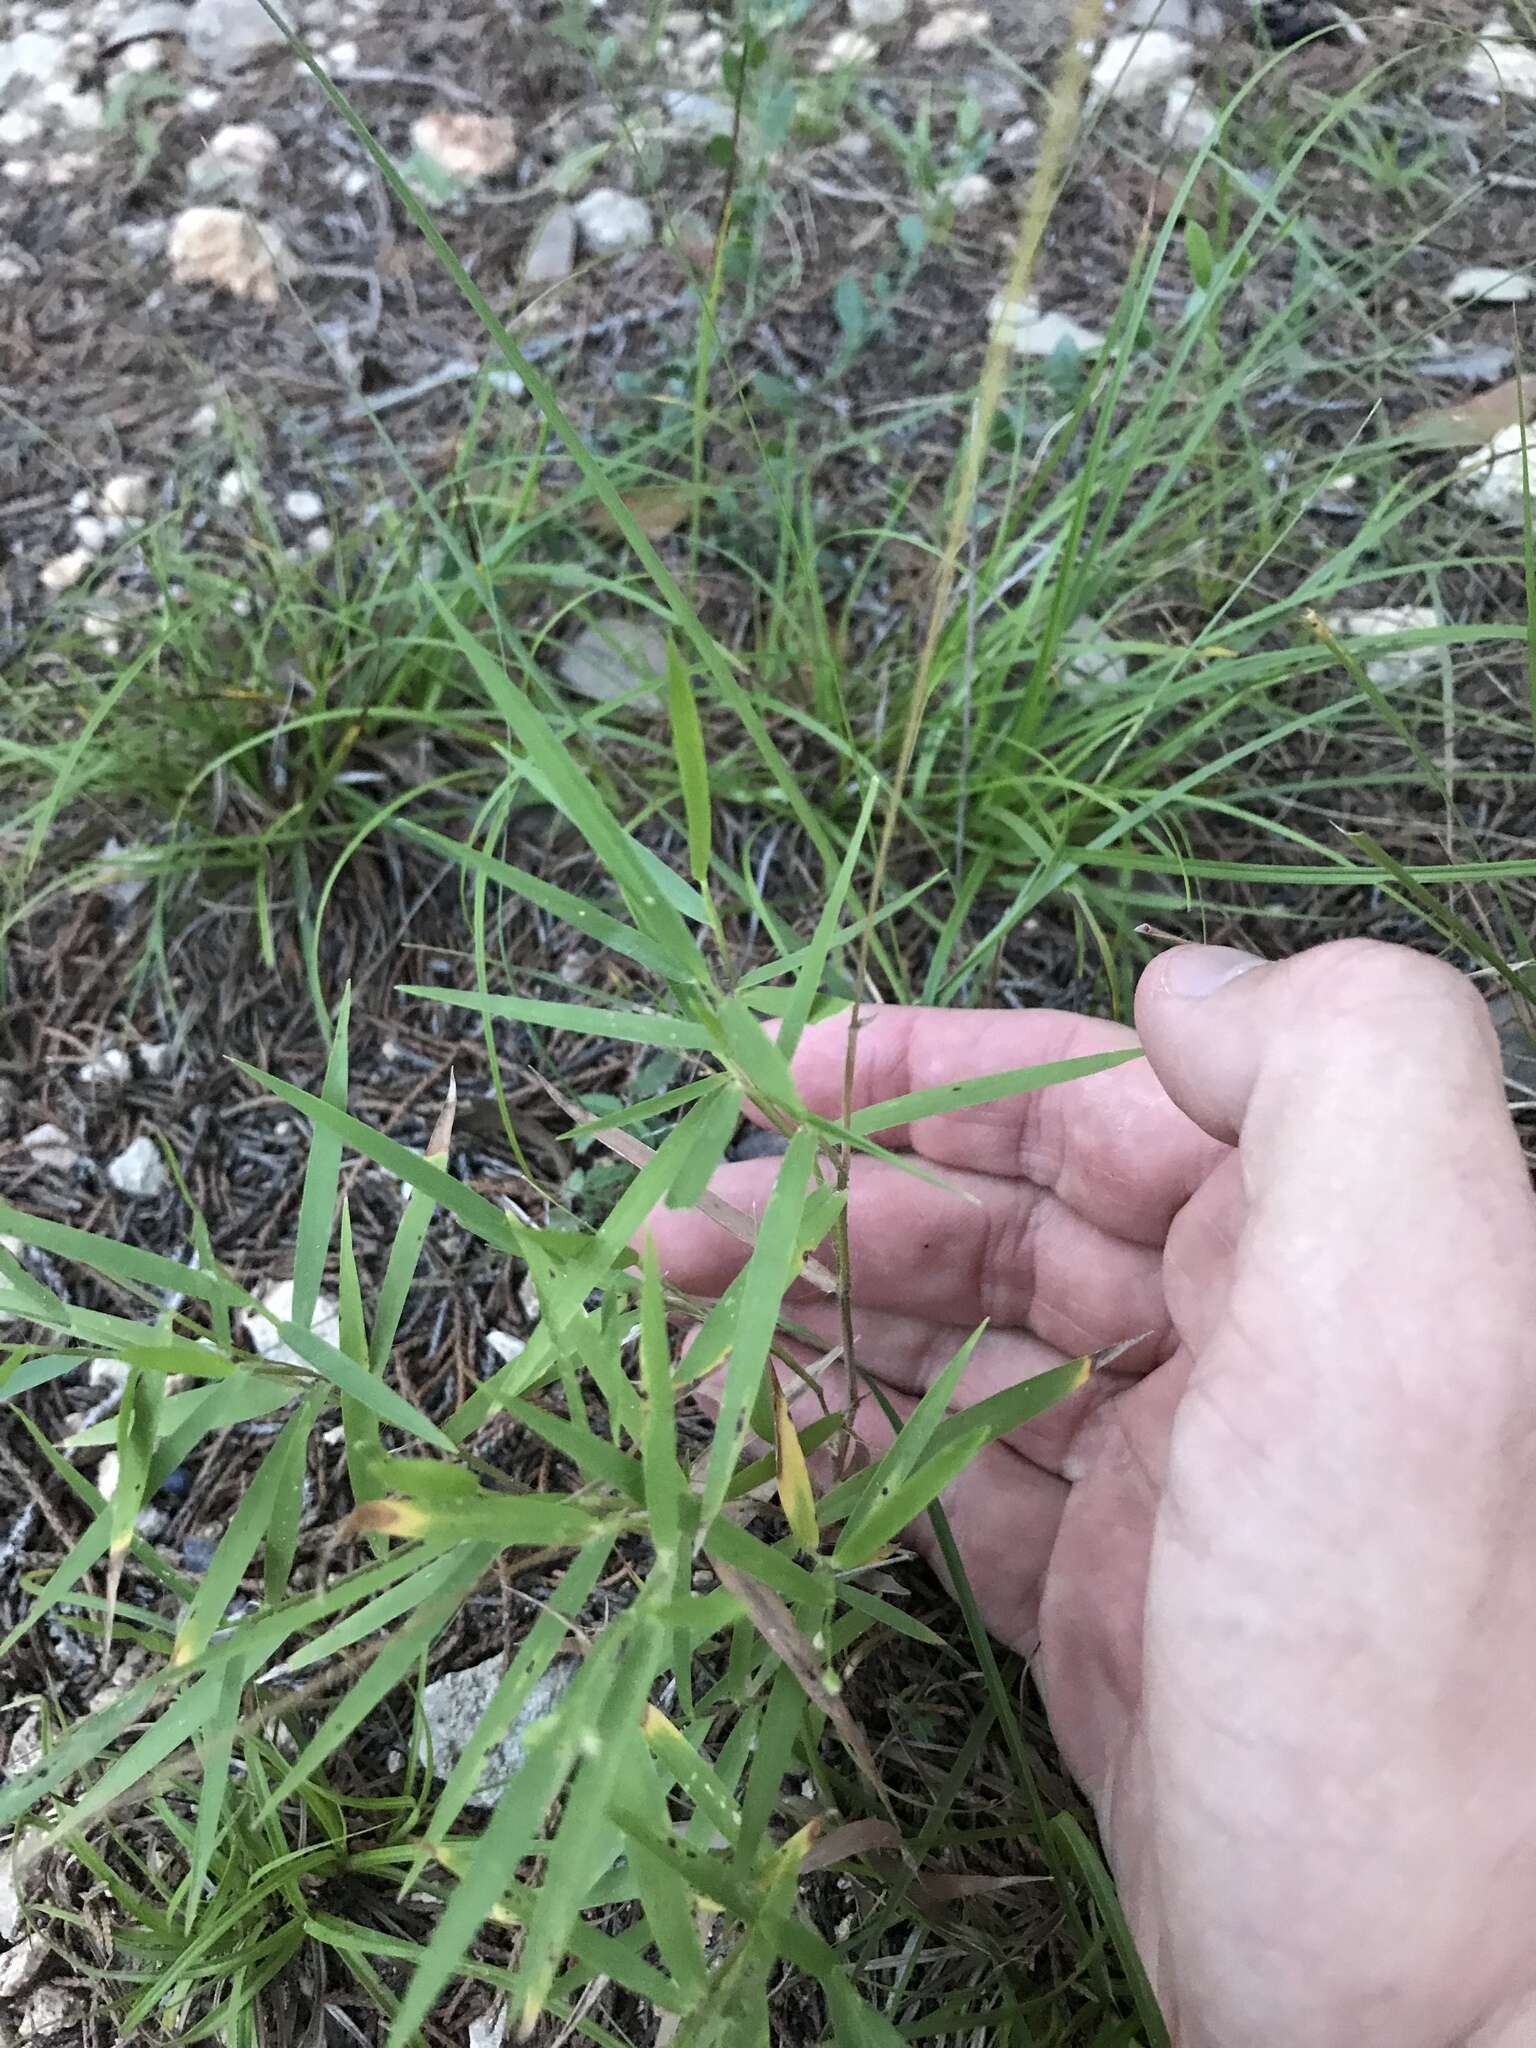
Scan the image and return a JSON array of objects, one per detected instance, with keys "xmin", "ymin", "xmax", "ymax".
[
  {"xmin": 668, "ymin": 641, "xmax": 713, "ymax": 892},
  {"xmin": 700, "ymin": 1127, "xmax": 818, "ymax": 1529},
  {"xmin": 291, "ymin": 985, "xmax": 350, "ymax": 1338},
  {"xmin": 848, "ymin": 1047, "xmax": 1142, "ymax": 1139},
  {"xmin": 403, "ymin": 984, "xmax": 714, "ymax": 1052}
]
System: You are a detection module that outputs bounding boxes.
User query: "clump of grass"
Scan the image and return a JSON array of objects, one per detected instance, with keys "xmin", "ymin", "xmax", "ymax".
[{"xmin": 5, "ymin": 6, "xmax": 1536, "ymax": 2042}]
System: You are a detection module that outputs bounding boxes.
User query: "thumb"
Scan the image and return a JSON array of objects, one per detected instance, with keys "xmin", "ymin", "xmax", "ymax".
[
  {"xmin": 1134, "ymin": 936, "xmax": 1511, "ymax": 1150},
  {"xmin": 1134, "ymin": 937, "xmax": 1535, "ymax": 1331}
]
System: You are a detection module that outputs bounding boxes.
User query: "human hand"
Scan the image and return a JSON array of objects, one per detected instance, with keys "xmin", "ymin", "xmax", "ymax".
[{"xmin": 647, "ymin": 941, "xmax": 1536, "ymax": 2047}]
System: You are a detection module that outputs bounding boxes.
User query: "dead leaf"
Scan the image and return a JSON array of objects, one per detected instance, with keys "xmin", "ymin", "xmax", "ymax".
[
  {"xmin": 581, "ymin": 486, "xmax": 695, "ymax": 540},
  {"xmin": 798, "ymin": 1817, "xmax": 902, "ymax": 1875},
  {"xmin": 1400, "ymin": 375, "xmax": 1536, "ymax": 450},
  {"xmin": 711, "ymin": 1555, "xmax": 895, "ymax": 1818}
]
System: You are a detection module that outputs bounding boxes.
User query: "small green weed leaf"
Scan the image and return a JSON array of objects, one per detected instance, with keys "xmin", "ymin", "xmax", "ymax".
[
  {"xmin": 404, "ymin": 984, "xmax": 714, "ymax": 1052},
  {"xmin": 1184, "ymin": 217, "xmax": 1215, "ymax": 288},
  {"xmin": 700, "ymin": 1127, "xmax": 817, "ymax": 1530},
  {"xmin": 663, "ymin": 1078, "xmax": 742, "ymax": 1212},
  {"xmin": 174, "ymin": 1395, "xmax": 321, "ymax": 1666},
  {"xmin": 668, "ymin": 640, "xmax": 713, "ymax": 891},
  {"xmin": 848, "ymin": 1046, "xmax": 1142, "ymax": 1138},
  {"xmin": 291, "ymin": 984, "xmax": 350, "ymax": 1338}
]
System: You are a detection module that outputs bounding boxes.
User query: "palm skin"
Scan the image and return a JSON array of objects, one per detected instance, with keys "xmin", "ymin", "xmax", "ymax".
[{"xmin": 648, "ymin": 942, "xmax": 1536, "ymax": 2047}]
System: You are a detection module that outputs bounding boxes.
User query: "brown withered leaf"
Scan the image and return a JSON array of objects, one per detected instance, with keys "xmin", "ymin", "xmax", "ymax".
[
  {"xmin": 711, "ymin": 1555, "xmax": 895, "ymax": 1818},
  {"xmin": 798, "ymin": 1818, "xmax": 903, "ymax": 1875},
  {"xmin": 1400, "ymin": 375, "xmax": 1536, "ymax": 450},
  {"xmin": 581, "ymin": 486, "xmax": 695, "ymax": 540}
]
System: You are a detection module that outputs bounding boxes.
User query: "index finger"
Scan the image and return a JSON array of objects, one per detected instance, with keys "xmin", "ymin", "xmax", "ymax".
[{"xmin": 766, "ymin": 1005, "xmax": 1225, "ymax": 1245}]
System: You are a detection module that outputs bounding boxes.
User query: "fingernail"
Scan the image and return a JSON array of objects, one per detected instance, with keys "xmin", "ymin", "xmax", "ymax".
[{"xmin": 1160, "ymin": 945, "xmax": 1265, "ymax": 999}]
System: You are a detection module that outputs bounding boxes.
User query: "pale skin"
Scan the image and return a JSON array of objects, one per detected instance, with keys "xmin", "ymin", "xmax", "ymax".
[{"xmin": 646, "ymin": 940, "xmax": 1536, "ymax": 2046}]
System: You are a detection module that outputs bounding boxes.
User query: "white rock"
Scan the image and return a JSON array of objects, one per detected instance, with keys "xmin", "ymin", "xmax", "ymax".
[
  {"xmin": 1456, "ymin": 419, "xmax": 1536, "ymax": 525},
  {"xmin": 1464, "ymin": 14, "xmax": 1536, "ymax": 97},
  {"xmin": 40, "ymin": 79, "xmax": 103, "ymax": 129},
  {"xmin": 1446, "ymin": 265, "xmax": 1534, "ymax": 304},
  {"xmin": 185, "ymin": 83, "xmax": 222, "ymax": 112},
  {"xmin": 941, "ymin": 171, "xmax": 994, "ymax": 211},
  {"xmin": 815, "ymin": 27, "xmax": 878, "ymax": 67},
  {"xmin": 94, "ymin": 1450, "xmax": 121, "ymax": 1501},
  {"xmin": 40, "ymin": 547, "xmax": 91, "ymax": 594},
  {"xmin": 100, "ymin": 472, "xmax": 150, "ymax": 519},
  {"xmin": 486, "ymin": 366, "xmax": 524, "ymax": 397},
  {"xmin": 679, "ymin": 28, "xmax": 725, "ymax": 80},
  {"xmin": 2, "ymin": 162, "xmax": 36, "ymax": 186},
  {"xmin": 7, "ymin": 1714, "xmax": 40, "ymax": 1778},
  {"xmin": 138, "ymin": 1041, "xmax": 175, "ymax": 1076},
  {"xmin": 217, "ymin": 466, "xmax": 249, "ymax": 508},
  {"xmin": 849, "ymin": 0, "xmax": 907, "ymax": 22},
  {"xmin": 88, "ymin": 1356, "xmax": 131, "ymax": 1390},
  {"xmin": 558, "ymin": 617, "xmax": 667, "ymax": 707},
  {"xmin": 411, "ymin": 110, "xmax": 518, "ymax": 180},
  {"xmin": 467, "ymin": 2006, "xmax": 508, "ymax": 2048},
  {"xmin": 572, "ymin": 187, "xmax": 654, "ymax": 254},
  {"xmin": 303, "ymin": 524, "xmax": 330, "ymax": 554},
  {"xmin": 0, "ymin": 109, "xmax": 44, "ymax": 148},
  {"xmin": 323, "ymin": 38, "xmax": 358, "ymax": 70},
  {"xmin": 119, "ymin": 37, "xmax": 168, "ymax": 71},
  {"xmin": 1161, "ymin": 77, "xmax": 1219, "ymax": 149},
  {"xmin": 107, "ymin": 1135, "xmax": 169, "ymax": 1198},
  {"xmin": 169, "ymin": 206, "xmax": 290, "ymax": 304},
  {"xmin": 19, "ymin": 1987, "xmax": 80, "ymax": 2043},
  {"xmin": 72, "ymin": 514, "xmax": 109, "ymax": 552},
  {"xmin": 485, "ymin": 1330, "xmax": 526, "ymax": 1365},
  {"xmin": 999, "ymin": 115, "xmax": 1037, "ymax": 150},
  {"xmin": 283, "ymin": 486, "xmax": 323, "ymax": 521},
  {"xmin": 0, "ymin": 29, "xmax": 70, "ymax": 95},
  {"xmin": 78, "ymin": 1046, "xmax": 131, "ymax": 1085},
  {"xmin": 0, "ymin": 1858, "xmax": 20, "ymax": 1940},
  {"xmin": 23, "ymin": 1124, "xmax": 80, "ymax": 1172},
  {"xmin": 185, "ymin": 0, "xmax": 290, "ymax": 70},
  {"xmin": 1064, "ymin": 625, "xmax": 1130, "ymax": 693},
  {"xmin": 416, "ymin": 1657, "xmax": 572, "ymax": 1807},
  {"xmin": 188, "ymin": 119, "xmax": 279, "ymax": 202},
  {"xmin": 1118, "ymin": 0, "xmax": 1227, "ymax": 31},
  {"xmin": 659, "ymin": 88, "xmax": 733, "ymax": 137},
  {"xmin": 1090, "ymin": 27, "xmax": 1195, "ymax": 103},
  {"xmin": 990, "ymin": 293, "xmax": 1105, "ymax": 356},
  {"xmin": 99, "ymin": 836, "xmax": 148, "ymax": 909},
  {"xmin": 914, "ymin": 8, "xmax": 990, "ymax": 50},
  {"xmin": 43, "ymin": 148, "xmax": 99, "ymax": 184},
  {"xmin": 242, "ymin": 1278, "xmax": 341, "ymax": 1365},
  {"xmin": 103, "ymin": 2, "xmax": 194, "ymax": 51},
  {"xmin": 522, "ymin": 204, "xmax": 575, "ymax": 286},
  {"xmin": 1327, "ymin": 605, "xmax": 1443, "ymax": 687},
  {"xmin": 0, "ymin": 1936, "xmax": 47, "ymax": 2004}
]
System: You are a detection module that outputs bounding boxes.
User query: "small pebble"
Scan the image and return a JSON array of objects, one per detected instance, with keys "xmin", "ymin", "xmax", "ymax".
[
  {"xmin": 100, "ymin": 472, "xmax": 151, "ymax": 519},
  {"xmin": 40, "ymin": 547, "xmax": 92, "ymax": 593},
  {"xmin": 283, "ymin": 485, "xmax": 323, "ymax": 521},
  {"xmin": 106, "ymin": 1134, "xmax": 170, "ymax": 1199},
  {"xmin": 78, "ymin": 1046, "xmax": 131, "ymax": 1085},
  {"xmin": 22, "ymin": 1123, "xmax": 80, "ymax": 1171}
]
